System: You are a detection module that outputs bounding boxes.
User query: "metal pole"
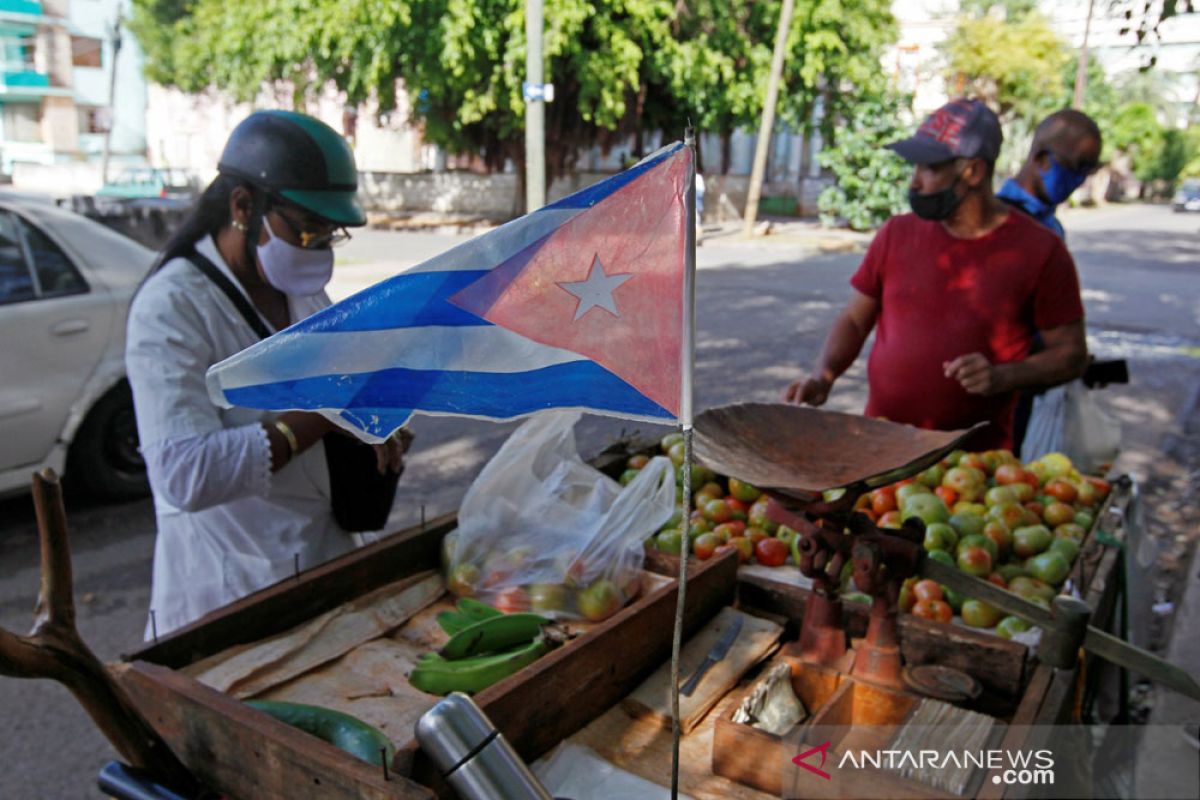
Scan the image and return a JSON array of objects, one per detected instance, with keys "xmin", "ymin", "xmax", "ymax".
[
  {"xmin": 1073, "ymin": 0, "xmax": 1095, "ymax": 109},
  {"xmin": 100, "ymin": 14, "xmax": 122, "ymax": 185},
  {"xmin": 742, "ymin": 0, "xmax": 795, "ymax": 237},
  {"xmin": 524, "ymin": 0, "xmax": 546, "ymax": 211},
  {"xmin": 669, "ymin": 128, "xmax": 697, "ymax": 800}
]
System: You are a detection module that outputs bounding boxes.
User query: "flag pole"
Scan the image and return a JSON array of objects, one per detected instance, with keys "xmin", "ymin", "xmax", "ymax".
[{"xmin": 670, "ymin": 126, "xmax": 698, "ymax": 800}]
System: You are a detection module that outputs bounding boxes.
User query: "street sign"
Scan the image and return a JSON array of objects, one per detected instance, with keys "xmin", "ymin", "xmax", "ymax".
[{"xmin": 523, "ymin": 82, "xmax": 555, "ymax": 102}]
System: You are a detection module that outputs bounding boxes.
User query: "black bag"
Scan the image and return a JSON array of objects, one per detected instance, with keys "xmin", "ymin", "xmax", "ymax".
[{"xmin": 186, "ymin": 249, "xmax": 401, "ymax": 532}]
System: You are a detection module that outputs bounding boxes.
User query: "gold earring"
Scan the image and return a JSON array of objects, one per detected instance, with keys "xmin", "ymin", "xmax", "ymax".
[{"xmin": 232, "ymin": 220, "xmax": 248, "ymax": 233}]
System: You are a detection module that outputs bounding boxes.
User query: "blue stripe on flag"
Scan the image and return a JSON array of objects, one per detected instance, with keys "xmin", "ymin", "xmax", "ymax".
[
  {"xmin": 545, "ymin": 142, "xmax": 683, "ymax": 210},
  {"xmin": 223, "ymin": 361, "xmax": 674, "ymax": 421},
  {"xmin": 297, "ymin": 270, "xmax": 492, "ymax": 333}
]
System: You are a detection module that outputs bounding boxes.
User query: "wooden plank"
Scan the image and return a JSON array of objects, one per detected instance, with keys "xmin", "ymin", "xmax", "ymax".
[
  {"xmin": 128, "ymin": 515, "xmax": 455, "ymax": 669},
  {"xmin": 473, "ymin": 549, "xmax": 739, "ymax": 764},
  {"xmin": 975, "ymin": 663, "xmax": 1053, "ymax": 800},
  {"xmin": 184, "ymin": 572, "xmax": 444, "ymax": 697},
  {"xmin": 573, "ymin": 693, "xmax": 777, "ymax": 800},
  {"xmin": 112, "ymin": 661, "xmax": 434, "ymax": 800},
  {"xmin": 621, "ymin": 607, "xmax": 782, "ymax": 733}
]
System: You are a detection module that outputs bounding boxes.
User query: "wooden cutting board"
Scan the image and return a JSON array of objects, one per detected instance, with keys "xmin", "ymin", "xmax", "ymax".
[{"xmin": 621, "ymin": 607, "xmax": 781, "ymax": 733}]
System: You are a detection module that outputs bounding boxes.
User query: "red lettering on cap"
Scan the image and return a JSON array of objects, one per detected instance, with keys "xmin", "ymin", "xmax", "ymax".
[{"xmin": 919, "ymin": 108, "xmax": 966, "ymax": 148}]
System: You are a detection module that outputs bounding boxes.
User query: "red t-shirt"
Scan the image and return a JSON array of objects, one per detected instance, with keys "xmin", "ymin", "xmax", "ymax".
[{"xmin": 850, "ymin": 211, "xmax": 1084, "ymax": 450}]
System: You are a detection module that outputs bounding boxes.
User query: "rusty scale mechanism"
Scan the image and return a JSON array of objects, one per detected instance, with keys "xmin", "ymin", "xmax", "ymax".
[{"xmin": 693, "ymin": 403, "xmax": 981, "ymax": 688}]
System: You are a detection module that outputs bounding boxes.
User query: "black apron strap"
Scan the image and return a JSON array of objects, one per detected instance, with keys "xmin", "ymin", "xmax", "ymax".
[{"xmin": 183, "ymin": 249, "xmax": 272, "ymax": 340}]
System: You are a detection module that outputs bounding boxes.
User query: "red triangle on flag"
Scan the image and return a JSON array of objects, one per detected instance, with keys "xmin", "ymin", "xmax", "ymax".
[{"xmin": 450, "ymin": 150, "xmax": 689, "ymax": 417}]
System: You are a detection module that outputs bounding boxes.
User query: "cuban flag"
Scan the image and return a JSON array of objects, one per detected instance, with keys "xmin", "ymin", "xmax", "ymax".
[{"xmin": 206, "ymin": 142, "xmax": 692, "ymax": 441}]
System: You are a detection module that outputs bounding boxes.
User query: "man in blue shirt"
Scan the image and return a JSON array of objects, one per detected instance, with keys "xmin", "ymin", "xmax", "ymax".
[
  {"xmin": 997, "ymin": 109, "xmax": 1102, "ymax": 240},
  {"xmin": 1000, "ymin": 109, "xmax": 1103, "ymax": 454}
]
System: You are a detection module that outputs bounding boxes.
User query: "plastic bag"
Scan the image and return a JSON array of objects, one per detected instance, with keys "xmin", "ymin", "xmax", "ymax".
[
  {"xmin": 443, "ymin": 411, "xmax": 676, "ymax": 620},
  {"xmin": 1021, "ymin": 379, "xmax": 1120, "ymax": 474}
]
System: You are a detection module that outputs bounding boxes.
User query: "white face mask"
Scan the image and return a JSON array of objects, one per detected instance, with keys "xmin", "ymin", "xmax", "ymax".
[{"xmin": 257, "ymin": 215, "xmax": 334, "ymax": 296}]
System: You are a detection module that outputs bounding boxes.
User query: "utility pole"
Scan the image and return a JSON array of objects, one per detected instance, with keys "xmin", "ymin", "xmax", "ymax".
[
  {"xmin": 100, "ymin": 13, "xmax": 122, "ymax": 184},
  {"xmin": 743, "ymin": 0, "xmax": 795, "ymax": 237},
  {"xmin": 1073, "ymin": 0, "xmax": 1095, "ymax": 109},
  {"xmin": 524, "ymin": 0, "xmax": 546, "ymax": 212}
]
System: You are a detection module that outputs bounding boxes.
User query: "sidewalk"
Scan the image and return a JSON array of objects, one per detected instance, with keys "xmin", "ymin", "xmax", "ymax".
[{"xmin": 1131, "ymin": 378, "xmax": 1200, "ymax": 799}]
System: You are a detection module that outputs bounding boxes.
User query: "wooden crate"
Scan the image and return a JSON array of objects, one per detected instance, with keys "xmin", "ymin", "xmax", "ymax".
[{"xmin": 115, "ymin": 518, "xmax": 740, "ymax": 800}]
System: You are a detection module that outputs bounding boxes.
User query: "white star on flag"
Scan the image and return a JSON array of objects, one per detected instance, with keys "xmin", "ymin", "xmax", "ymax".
[{"xmin": 557, "ymin": 255, "xmax": 634, "ymax": 321}]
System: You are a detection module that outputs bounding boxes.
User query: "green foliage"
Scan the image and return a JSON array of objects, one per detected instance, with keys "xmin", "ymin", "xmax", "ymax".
[
  {"xmin": 130, "ymin": 0, "xmax": 897, "ymax": 188},
  {"xmin": 1109, "ymin": 102, "xmax": 1164, "ymax": 181},
  {"xmin": 941, "ymin": 12, "xmax": 1070, "ymax": 122},
  {"xmin": 817, "ymin": 93, "xmax": 910, "ymax": 231}
]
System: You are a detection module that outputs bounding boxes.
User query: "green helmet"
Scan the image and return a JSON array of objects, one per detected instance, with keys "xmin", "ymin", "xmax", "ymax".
[{"xmin": 217, "ymin": 110, "xmax": 366, "ymax": 227}]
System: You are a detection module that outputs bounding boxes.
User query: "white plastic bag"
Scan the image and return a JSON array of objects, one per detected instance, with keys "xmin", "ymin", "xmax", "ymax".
[
  {"xmin": 1021, "ymin": 379, "xmax": 1120, "ymax": 473},
  {"xmin": 444, "ymin": 411, "xmax": 676, "ymax": 620}
]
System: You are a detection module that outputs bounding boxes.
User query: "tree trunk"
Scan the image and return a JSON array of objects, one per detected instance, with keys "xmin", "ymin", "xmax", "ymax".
[{"xmin": 720, "ymin": 129, "xmax": 732, "ymax": 175}]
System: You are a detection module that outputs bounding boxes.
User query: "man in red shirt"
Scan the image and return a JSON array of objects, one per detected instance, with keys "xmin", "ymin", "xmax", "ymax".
[{"xmin": 785, "ymin": 98, "xmax": 1088, "ymax": 450}]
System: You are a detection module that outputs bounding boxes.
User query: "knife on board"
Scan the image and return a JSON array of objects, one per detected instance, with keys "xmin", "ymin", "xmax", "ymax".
[{"xmin": 679, "ymin": 613, "xmax": 744, "ymax": 697}]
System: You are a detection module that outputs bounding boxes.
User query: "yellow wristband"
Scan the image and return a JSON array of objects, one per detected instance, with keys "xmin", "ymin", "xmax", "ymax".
[{"xmin": 273, "ymin": 420, "xmax": 299, "ymax": 459}]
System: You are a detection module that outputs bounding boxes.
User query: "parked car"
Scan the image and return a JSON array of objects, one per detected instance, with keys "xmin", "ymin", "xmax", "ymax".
[
  {"xmin": 1172, "ymin": 178, "xmax": 1200, "ymax": 212},
  {"xmin": 96, "ymin": 167, "xmax": 199, "ymax": 200},
  {"xmin": 0, "ymin": 197, "xmax": 156, "ymax": 500}
]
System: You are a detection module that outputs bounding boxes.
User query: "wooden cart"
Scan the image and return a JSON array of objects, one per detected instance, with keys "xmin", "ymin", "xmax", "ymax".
[{"xmin": 105, "ymin": 470, "xmax": 1128, "ymax": 800}]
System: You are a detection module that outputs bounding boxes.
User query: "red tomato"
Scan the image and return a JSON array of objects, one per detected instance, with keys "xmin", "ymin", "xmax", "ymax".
[
  {"xmin": 1025, "ymin": 501, "xmax": 1045, "ymax": 519},
  {"xmin": 1044, "ymin": 479, "xmax": 1078, "ymax": 504},
  {"xmin": 935, "ymin": 485, "xmax": 958, "ymax": 507},
  {"xmin": 961, "ymin": 453, "xmax": 989, "ymax": 472},
  {"xmin": 912, "ymin": 599, "xmax": 953, "ymax": 623},
  {"xmin": 494, "ymin": 586, "xmax": 530, "ymax": 613},
  {"xmin": 693, "ymin": 533, "xmax": 721, "ymax": 560},
  {"xmin": 993, "ymin": 463, "xmax": 1025, "ymax": 486},
  {"xmin": 754, "ymin": 537, "xmax": 789, "ymax": 567},
  {"xmin": 871, "ymin": 490, "xmax": 897, "ymax": 516},
  {"xmin": 913, "ymin": 579, "xmax": 943, "ymax": 603},
  {"xmin": 985, "ymin": 572, "xmax": 1007, "ymax": 588},
  {"xmin": 1085, "ymin": 476, "xmax": 1111, "ymax": 499}
]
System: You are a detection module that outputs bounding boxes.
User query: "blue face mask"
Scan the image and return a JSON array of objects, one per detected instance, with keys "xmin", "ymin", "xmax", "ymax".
[{"xmin": 1038, "ymin": 155, "xmax": 1088, "ymax": 206}]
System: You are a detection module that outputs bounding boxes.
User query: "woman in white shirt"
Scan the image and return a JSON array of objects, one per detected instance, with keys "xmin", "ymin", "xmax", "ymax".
[{"xmin": 126, "ymin": 110, "xmax": 408, "ymax": 637}]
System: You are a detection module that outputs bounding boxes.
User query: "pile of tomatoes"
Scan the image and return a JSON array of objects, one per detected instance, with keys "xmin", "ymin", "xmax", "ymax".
[
  {"xmin": 634, "ymin": 433, "xmax": 798, "ymax": 569},
  {"xmin": 861, "ymin": 450, "xmax": 1110, "ymax": 636}
]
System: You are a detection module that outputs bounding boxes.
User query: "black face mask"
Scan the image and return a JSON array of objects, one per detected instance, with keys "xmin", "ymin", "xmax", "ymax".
[{"xmin": 908, "ymin": 180, "xmax": 963, "ymax": 221}]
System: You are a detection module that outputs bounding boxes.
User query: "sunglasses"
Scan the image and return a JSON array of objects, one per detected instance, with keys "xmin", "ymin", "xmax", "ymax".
[
  {"xmin": 270, "ymin": 205, "xmax": 352, "ymax": 250},
  {"xmin": 1049, "ymin": 151, "xmax": 1100, "ymax": 176}
]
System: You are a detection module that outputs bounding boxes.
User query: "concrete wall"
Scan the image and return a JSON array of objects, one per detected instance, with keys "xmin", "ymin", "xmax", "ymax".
[
  {"xmin": 357, "ymin": 169, "xmax": 833, "ymax": 221},
  {"xmin": 360, "ymin": 170, "xmax": 520, "ymax": 218},
  {"xmin": 12, "ymin": 160, "xmax": 103, "ymax": 194}
]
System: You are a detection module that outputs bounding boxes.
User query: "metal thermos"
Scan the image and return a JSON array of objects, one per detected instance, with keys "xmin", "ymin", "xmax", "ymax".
[{"xmin": 415, "ymin": 692, "xmax": 553, "ymax": 800}]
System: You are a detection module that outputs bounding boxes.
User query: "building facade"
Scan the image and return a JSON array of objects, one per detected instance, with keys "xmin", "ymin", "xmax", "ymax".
[{"xmin": 0, "ymin": 0, "xmax": 147, "ymax": 184}]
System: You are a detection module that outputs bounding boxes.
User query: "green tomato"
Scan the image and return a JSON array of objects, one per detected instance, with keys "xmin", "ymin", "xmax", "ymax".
[
  {"xmin": 927, "ymin": 549, "xmax": 956, "ymax": 569},
  {"xmin": 655, "ymin": 529, "xmax": 683, "ymax": 555},
  {"xmin": 923, "ymin": 522, "xmax": 958, "ymax": 553},
  {"xmin": 995, "ymin": 615, "xmax": 1033, "ymax": 640}
]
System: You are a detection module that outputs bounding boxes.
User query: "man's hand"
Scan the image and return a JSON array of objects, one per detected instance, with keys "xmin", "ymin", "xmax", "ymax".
[
  {"xmin": 783, "ymin": 375, "xmax": 832, "ymax": 406},
  {"xmin": 944, "ymin": 353, "xmax": 1004, "ymax": 395},
  {"xmin": 373, "ymin": 428, "xmax": 414, "ymax": 475}
]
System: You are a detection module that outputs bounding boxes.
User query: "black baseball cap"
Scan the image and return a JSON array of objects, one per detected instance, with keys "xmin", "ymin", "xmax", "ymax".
[{"xmin": 886, "ymin": 98, "xmax": 1003, "ymax": 165}]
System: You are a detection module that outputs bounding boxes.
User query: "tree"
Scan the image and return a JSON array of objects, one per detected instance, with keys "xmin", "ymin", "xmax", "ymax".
[
  {"xmin": 1109, "ymin": 102, "xmax": 1165, "ymax": 183},
  {"xmin": 941, "ymin": 11, "xmax": 1071, "ymax": 124},
  {"xmin": 816, "ymin": 91, "xmax": 910, "ymax": 231},
  {"xmin": 130, "ymin": 0, "xmax": 897, "ymax": 194}
]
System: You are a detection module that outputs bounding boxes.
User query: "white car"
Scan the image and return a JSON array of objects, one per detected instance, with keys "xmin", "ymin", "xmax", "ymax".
[{"xmin": 0, "ymin": 197, "xmax": 156, "ymax": 499}]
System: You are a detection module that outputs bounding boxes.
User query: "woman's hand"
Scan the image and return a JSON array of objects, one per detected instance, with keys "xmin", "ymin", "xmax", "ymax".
[{"xmin": 373, "ymin": 428, "xmax": 414, "ymax": 475}]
